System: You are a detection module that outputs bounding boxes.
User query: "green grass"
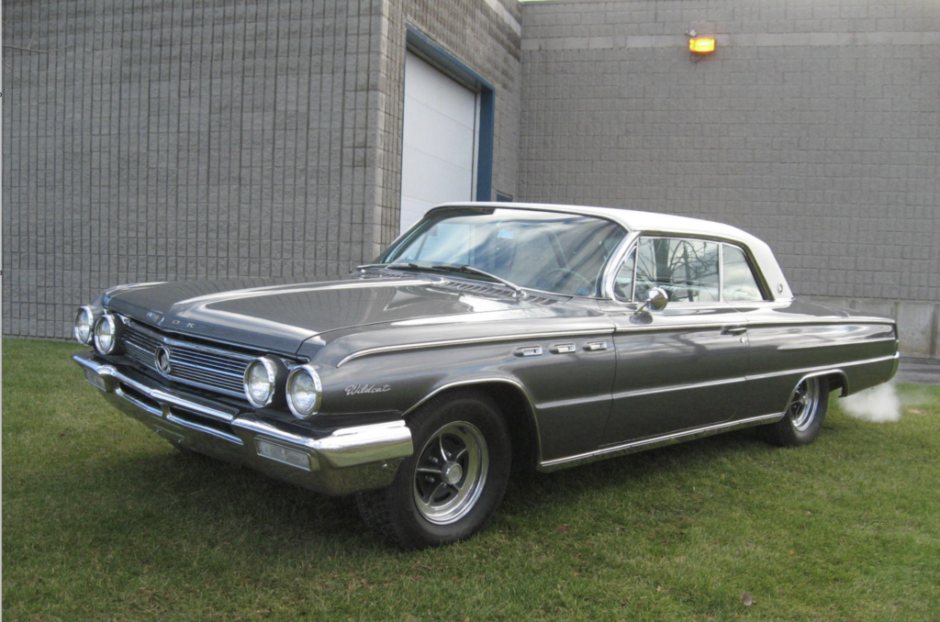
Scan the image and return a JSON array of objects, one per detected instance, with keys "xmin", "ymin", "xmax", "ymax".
[{"xmin": 4, "ymin": 339, "xmax": 940, "ymax": 621}]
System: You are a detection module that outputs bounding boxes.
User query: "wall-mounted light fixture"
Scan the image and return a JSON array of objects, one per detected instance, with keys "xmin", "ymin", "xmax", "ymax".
[
  {"xmin": 685, "ymin": 29, "xmax": 716, "ymax": 56},
  {"xmin": 689, "ymin": 37, "xmax": 716, "ymax": 54}
]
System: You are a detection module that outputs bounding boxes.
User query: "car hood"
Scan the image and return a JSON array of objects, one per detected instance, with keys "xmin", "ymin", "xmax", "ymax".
[{"xmin": 103, "ymin": 276, "xmax": 586, "ymax": 355}]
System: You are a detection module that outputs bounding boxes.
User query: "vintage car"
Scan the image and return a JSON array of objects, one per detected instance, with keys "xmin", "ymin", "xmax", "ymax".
[{"xmin": 73, "ymin": 203, "xmax": 899, "ymax": 549}]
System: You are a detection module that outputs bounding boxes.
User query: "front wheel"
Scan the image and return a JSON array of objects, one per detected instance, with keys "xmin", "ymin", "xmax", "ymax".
[
  {"xmin": 761, "ymin": 376, "xmax": 829, "ymax": 447},
  {"xmin": 356, "ymin": 391, "xmax": 511, "ymax": 550}
]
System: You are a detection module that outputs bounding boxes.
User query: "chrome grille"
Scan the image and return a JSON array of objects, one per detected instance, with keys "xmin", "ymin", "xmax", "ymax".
[{"xmin": 120, "ymin": 319, "xmax": 258, "ymax": 399}]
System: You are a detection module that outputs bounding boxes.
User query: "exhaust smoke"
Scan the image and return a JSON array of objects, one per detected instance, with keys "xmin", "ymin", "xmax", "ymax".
[{"xmin": 840, "ymin": 382, "xmax": 901, "ymax": 423}]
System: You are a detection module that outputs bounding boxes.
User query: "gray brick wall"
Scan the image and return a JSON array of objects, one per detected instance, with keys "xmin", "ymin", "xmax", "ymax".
[
  {"xmin": 2, "ymin": 0, "xmax": 521, "ymax": 340},
  {"xmin": 520, "ymin": 0, "xmax": 940, "ymax": 355}
]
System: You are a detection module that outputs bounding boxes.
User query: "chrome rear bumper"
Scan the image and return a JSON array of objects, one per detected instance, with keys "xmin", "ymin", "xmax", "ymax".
[{"xmin": 73, "ymin": 351, "xmax": 413, "ymax": 495}]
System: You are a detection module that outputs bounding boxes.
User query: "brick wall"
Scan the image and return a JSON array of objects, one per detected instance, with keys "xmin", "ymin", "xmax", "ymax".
[
  {"xmin": 520, "ymin": 0, "xmax": 940, "ymax": 355},
  {"xmin": 2, "ymin": 0, "xmax": 521, "ymax": 340}
]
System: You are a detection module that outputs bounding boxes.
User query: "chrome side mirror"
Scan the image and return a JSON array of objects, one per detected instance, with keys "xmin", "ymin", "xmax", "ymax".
[{"xmin": 636, "ymin": 287, "xmax": 668, "ymax": 314}]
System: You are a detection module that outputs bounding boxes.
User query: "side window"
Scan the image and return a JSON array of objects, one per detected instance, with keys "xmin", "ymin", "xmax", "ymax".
[
  {"xmin": 614, "ymin": 247, "xmax": 636, "ymax": 301},
  {"xmin": 635, "ymin": 238, "xmax": 719, "ymax": 304},
  {"xmin": 722, "ymin": 245, "xmax": 764, "ymax": 302}
]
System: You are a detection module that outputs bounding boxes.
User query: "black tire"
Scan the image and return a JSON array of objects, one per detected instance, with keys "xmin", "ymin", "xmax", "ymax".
[
  {"xmin": 356, "ymin": 390, "xmax": 511, "ymax": 550},
  {"xmin": 761, "ymin": 376, "xmax": 830, "ymax": 447}
]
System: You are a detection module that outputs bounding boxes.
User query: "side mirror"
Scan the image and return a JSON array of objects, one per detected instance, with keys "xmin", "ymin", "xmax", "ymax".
[{"xmin": 636, "ymin": 287, "xmax": 668, "ymax": 314}]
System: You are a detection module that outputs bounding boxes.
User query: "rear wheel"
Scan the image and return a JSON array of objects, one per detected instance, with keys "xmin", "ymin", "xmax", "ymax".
[
  {"xmin": 357, "ymin": 391, "xmax": 511, "ymax": 550},
  {"xmin": 761, "ymin": 376, "xmax": 829, "ymax": 447}
]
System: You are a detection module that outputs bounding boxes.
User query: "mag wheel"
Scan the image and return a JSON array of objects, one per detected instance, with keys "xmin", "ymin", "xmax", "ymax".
[
  {"xmin": 762, "ymin": 376, "xmax": 829, "ymax": 447},
  {"xmin": 357, "ymin": 391, "xmax": 511, "ymax": 550}
]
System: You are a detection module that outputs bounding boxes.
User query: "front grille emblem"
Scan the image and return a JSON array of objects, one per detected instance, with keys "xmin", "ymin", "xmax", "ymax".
[{"xmin": 154, "ymin": 346, "xmax": 173, "ymax": 375}]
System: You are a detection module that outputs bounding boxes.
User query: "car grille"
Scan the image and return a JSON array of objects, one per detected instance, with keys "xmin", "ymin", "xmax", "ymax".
[{"xmin": 121, "ymin": 319, "xmax": 259, "ymax": 399}]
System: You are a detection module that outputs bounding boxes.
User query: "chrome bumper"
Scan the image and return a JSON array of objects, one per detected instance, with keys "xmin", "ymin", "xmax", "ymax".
[{"xmin": 73, "ymin": 351, "xmax": 413, "ymax": 496}]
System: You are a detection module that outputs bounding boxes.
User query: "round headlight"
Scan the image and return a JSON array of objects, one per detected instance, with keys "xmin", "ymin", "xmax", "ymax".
[
  {"xmin": 93, "ymin": 313, "xmax": 122, "ymax": 355},
  {"xmin": 244, "ymin": 357, "xmax": 285, "ymax": 408},
  {"xmin": 74, "ymin": 306, "xmax": 96, "ymax": 344},
  {"xmin": 286, "ymin": 365, "xmax": 323, "ymax": 420}
]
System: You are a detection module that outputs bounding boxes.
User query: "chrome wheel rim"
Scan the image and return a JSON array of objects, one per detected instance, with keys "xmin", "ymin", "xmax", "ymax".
[
  {"xmin": 413, "ymin": 421, "xmax": 489, "ymax": 525},
  {"xmin": 787, "ymin": 377, "xmax": 820, "ymax": 431}
]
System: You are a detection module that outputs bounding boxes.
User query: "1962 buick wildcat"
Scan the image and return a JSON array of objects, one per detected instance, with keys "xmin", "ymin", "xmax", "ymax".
[{"xmin": 73, "ymin": 203, "xmax": 898, "ymax": 548}]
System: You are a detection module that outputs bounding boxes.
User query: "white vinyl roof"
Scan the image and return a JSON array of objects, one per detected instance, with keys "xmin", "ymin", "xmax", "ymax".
[{"xmin": 436, "ymin": 201, "xmax": 794, "ymax": 301}]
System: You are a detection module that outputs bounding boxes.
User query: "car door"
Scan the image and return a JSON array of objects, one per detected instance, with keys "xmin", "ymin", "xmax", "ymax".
[{"xmin": 600, "ymin": 236, "xmax": 754, "ymax": 444}]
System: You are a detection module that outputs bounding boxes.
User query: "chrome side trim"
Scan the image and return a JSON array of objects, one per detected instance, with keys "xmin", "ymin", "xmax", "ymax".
[
  {"xmin": 743, "ymin": 318, "xmax": 898, "ymax": 328},
  {"xmin": 538, "ymin": 392, "xmax": 611, "ymax": 411},
  {"xmin": 539, "ymin": 412, "xmax": 784, "ymax": 472},
  {"xmin": 336, "ymin": 329, "xmax": 614, "ymax": 367},
  {"xmin": 775, "ymin": 336, "xmax": 898, "ymax": 351},
  {"xmin": 614, "ymin": 318, "xmax": 897, "ymax": 335},
  {"xmin": 611, "ymin": 376, "xmax": 747, "ymax": 401},
  {"xmin": 745, "ymin": 353, "xmax": 899, "ymax": 383}
]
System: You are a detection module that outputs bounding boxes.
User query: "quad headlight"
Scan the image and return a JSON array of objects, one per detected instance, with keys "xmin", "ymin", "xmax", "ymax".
[
  {"xmin": 286, "ymin": 364, "xmax": 323, "ymax": 420},
  {"xmin": 244, "ymin": 356, "xmax": 287, "ymax": 408},
  {"xmin": 74, "ymin": 306, "xmax": 96, "ymax": 344},
  {"xmin": 93, "ymin": 313, "xmax": 123, "ymax": 355}
]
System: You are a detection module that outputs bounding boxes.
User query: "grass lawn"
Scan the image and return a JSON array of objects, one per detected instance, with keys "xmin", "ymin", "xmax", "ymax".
[{"xmin": 3, "ymin": 339, "xmax": 939, "ymax": 621}]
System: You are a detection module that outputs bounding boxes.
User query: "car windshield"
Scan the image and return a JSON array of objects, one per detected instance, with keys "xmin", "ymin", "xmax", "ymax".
[{"xmin": 377, "ymin": 207, "xmax": 627, "ymax": 297}]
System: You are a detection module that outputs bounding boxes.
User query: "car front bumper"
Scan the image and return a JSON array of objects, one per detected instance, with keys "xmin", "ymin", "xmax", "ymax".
[{"xmin": 73, "ymin": 351, "xmax": 413, "ymax": 496}]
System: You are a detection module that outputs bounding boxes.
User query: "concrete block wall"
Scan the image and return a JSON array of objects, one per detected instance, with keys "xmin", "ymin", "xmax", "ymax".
[
  {"xmin": 3, "ymin": 0, "xmax": 388, "ymax": 339},
  {"xmin": 2, "ymin": 0, "xmax": 521, "ymax": 340},
  {"xmin": 520, "ymin": 0, "xmax": 940, "ymax": 356}
]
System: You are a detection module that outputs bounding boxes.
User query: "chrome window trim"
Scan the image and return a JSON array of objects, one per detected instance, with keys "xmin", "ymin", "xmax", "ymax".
[
  {"xmin": 601, "ymin": 231, "xmax": 640, "ymax": 300},
  {"xmin": 720, "ymin": 242, "xmax": 768, "ymax": 302},
  {"xmin": 381, "ymin": 206, "xmax": 631, "ymax": 300},
  {"xmin": 336, "ymin": 329, "xmax": 614, "ymax": 367},
  {"xmin": 631, "ymin": 236, "xmax": 722, "ymax": 305},
  {"xmin": 605, "ymin": 234, "xmax": 774, "ymax": 305}
]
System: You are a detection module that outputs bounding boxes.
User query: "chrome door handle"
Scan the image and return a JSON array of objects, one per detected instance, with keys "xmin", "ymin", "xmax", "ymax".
[{"xmin": 722, "ymin": 326, "xmax": 748, "ymax": 336}]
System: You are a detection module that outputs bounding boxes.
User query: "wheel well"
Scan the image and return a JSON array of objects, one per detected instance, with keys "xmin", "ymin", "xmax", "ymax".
[
  {"xmin": 407, "ymin": 382, "xmax": 541, "ymax": 473},
  {"xmin": 790, "ymin": 372, "xmax": 848, "ymax": 399},
  {"xmin": 823, "ymin": 372, "xmax": 848, "ymax": 397}
]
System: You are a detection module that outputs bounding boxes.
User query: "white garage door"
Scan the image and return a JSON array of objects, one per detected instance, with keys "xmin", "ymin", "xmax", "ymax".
[{"xmin": 400, "ymin": 51, "xmax": 479, "ymax": 233}]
